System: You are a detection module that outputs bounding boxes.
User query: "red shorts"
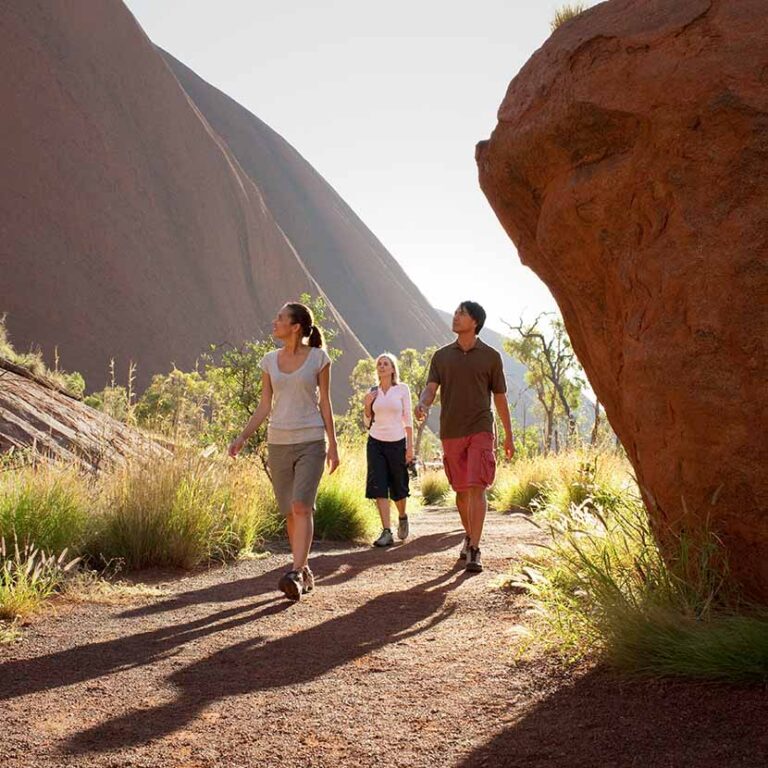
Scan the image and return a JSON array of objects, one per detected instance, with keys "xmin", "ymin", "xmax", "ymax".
[{"xmin": 441, "ymin": 431, "xmax": 496, "ymax": 492}]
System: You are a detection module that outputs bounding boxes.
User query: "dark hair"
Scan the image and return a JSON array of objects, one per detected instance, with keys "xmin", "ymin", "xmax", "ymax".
[
  {"xmin": 285, "ymin": 302, "xmax": 325, "ymax": 348},
  {"xmin": 459, "ymin": 300, "xmax": 486, "ymax": 333}
]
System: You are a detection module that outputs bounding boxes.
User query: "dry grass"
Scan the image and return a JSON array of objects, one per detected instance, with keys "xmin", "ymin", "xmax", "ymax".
[
  {"xmin": 419, "ymin": 470, "xmax": 451, "ymax": 506},
  {"xmin": 61, "ymin": 570, "xmax": 168, "ymax": 605},
  {"xmin": 550, "ymin": 2, "xmax": 589, "ymax": 32},
  {"xmin": 0, "ymin": 537, "xmax": 80, "ymax": 621}
]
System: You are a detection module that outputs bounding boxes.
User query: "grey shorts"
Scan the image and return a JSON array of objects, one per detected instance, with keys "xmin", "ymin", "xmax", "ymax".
[{"xmin": 267, "ymin": 440, "xmax": 326, "ymax": 516}]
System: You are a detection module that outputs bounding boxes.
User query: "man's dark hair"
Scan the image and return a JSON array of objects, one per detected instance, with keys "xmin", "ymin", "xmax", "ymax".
[{"xmin": 460, "ymin": 300, "xmax": 486, "ymax": 333}]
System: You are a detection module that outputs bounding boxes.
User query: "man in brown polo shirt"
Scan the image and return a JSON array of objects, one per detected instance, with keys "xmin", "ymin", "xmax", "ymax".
[{"xmin": 415, "ymin": 301, "xmax": 514, "ymax": 572}]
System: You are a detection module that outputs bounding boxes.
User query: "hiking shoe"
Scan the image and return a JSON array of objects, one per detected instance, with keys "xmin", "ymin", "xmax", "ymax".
[
  {"xmin": 397, "ymin": 515, "xmax": 410, "ymax": 541},
  {"xmin": 301, "ymin": 565, "xmax": 315, "ymax": 594},
  {"xmin": 459, "ymin": 535, "xmax": 471, "ymax": 561},
  {"xmin": 373, "ymin": 528, "xmax": 394, "ymax": 547},
  {"xmin": 278, "ymin": 569, "xmax": 304, "ymax": 601},
  {"xmin": 466, "ymin": 546, "xmax": 483, "ymax": 573}
]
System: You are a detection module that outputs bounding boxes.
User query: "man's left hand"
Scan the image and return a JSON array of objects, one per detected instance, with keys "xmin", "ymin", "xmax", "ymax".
[{"xmin": 504, "ymin": 434, "xmax": 515, "ymax": 460}]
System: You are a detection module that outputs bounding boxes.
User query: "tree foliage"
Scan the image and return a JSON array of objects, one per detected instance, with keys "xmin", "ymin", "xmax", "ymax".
[
  {"xmin": 343, "ymin": 346, "xmax": 437, "ymax": 456},
  {"xmin": 504, "ymin": 313, "xmax": 585, "ymax": 453}
]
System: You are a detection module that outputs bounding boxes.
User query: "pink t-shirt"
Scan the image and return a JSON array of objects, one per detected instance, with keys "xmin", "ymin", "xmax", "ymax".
[{"xmin": 369, "ymin": 383, "xmax": 413, "ymax": 442}]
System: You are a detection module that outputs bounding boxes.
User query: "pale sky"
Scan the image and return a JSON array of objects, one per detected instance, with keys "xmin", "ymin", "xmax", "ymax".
[{"xmin": 124, "ymin": 0, "xmax": 565, "ymax": 331}]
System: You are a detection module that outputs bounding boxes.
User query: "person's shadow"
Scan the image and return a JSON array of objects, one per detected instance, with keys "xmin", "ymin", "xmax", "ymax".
[
  {"xmin": 117, "ymin": 529, "xmax": 464, "ymax": 619},
  {"xmin": 63, "ymin": 567, "xmax": 464, "ymax": 754},
  {"xmin": 0, "ymin": 531, "xmax": 464, "ymax": 716}
]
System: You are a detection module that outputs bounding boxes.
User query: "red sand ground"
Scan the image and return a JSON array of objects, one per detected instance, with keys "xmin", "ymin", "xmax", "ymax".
[{"xmin": 2, "ymin": 508, "xmax": 768, "ymax": 767}]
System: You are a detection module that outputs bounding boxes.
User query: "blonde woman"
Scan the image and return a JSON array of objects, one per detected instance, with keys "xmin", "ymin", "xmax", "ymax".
[
  {"xmin": 363, "ymin": 353, "xmax": 414, "ymax": 547},
  {"xmin": 229, "ymin": 301, "xmax": 340, "ymax": 600}
]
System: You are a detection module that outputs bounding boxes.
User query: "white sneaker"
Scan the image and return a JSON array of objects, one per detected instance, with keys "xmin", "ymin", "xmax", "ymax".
[{"xmin": 374, "ymin": 529, "xmax": 394, "ymax": 547}]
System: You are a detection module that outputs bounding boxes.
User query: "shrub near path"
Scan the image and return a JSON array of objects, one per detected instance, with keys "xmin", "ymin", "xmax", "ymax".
[{"xmin": 2, "ymin": 507, "xmax": 768, "ymax": 767}]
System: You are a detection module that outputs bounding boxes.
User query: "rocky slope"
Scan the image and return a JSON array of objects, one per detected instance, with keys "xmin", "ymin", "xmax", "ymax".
[
  {"xmin": 477, "ymin": 0, "xmax": 768, "ymax": 595},
  {"xmin": 162, "ymin": 51, "xmax": 451, "ymax": 359},
  {"xmin": 0, "ymin": 360, "xmax": 168, "ymax": 470},
  {"xmin": 0, "ymin": 0, "xmax": 447, "ymax": 407}
]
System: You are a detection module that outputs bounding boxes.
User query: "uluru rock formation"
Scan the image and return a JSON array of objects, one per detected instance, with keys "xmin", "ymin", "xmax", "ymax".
[
  {"xmin": 162, "ymin": 52, "xmax": 451, "ymax": 359},
  {"xmin": 477, "ymin": 0, "xmax": 768, "ymax": 595},
  {"xmin": 0, "ymin": 1, "xmax": 448, "ymax": 405}
]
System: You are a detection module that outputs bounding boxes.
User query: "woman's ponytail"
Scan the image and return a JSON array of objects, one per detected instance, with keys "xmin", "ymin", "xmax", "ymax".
[
  {"xmin": 307, "ymin": 324, "xmax": 324, "ymax": 349},
  {"xmin": 285, "ymin": 301, "xmax": 326, "ymax": 348}
]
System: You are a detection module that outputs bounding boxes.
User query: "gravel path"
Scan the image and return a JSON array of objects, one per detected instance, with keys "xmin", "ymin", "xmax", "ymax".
[{"xmin": 2, "ymin": 507, "xmax": 768, "ymax": 767}]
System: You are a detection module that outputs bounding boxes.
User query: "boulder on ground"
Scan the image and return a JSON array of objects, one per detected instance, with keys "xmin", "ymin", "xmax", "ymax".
[{"xmin": 477, "ymin": 0, "xmax": 768, "ymax": 596}]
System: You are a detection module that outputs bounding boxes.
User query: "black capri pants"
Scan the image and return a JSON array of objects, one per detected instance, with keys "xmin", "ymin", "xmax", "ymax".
[{"xmin": 366, "ymin": 436, "xmax": 410, "ymax": 501}]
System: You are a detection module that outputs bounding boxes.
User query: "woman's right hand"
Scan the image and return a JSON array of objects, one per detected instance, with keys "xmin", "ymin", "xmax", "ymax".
[
  {"xmin": 364, "ymin": 391, "xmax": 377, "ymax": 408},
  {"xmin": 228, "ymin": 435, "xmax": 245, "ymax": 458}
]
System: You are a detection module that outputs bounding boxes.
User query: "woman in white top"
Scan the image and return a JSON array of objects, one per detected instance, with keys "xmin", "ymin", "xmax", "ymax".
[
  {"xmin": 363, "ymin": 353, "xmax": 414, "ymax": 547},
  {"xmin": 229, "ymin": 301, "xmax": 340, "ymax": 601}
]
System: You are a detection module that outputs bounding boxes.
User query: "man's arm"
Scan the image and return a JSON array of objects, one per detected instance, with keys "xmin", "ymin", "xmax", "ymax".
[
  {"xmin": 415, "ymin": 381, "xmax": 438, "ymax": 421},
  {"xmin": 493, "ymin": 392, "xmax": 515, "ymax": 460}
]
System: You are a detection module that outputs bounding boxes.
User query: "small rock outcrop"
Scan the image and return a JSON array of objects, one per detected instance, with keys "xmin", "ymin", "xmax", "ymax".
[
  {"xmin": 0, "ymin": 361, "xmax": 168, "ymax": 470},
  {"xmin": 477, "ymin": 0, "xmax": 768, "ymax": 595}
]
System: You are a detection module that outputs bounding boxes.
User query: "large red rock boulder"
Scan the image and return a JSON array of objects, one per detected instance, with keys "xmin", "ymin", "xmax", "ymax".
[{"xmin": 477, "ymin": 0, "xmax": 768, "ymax": 596}]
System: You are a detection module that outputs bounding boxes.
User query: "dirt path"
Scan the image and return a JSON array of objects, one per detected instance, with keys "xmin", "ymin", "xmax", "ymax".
[{"xmin": 2, "ymin": 508, "xmax": 768, "ymax": 768}]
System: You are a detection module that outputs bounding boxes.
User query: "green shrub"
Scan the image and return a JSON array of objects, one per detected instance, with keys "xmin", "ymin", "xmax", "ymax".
[
  {"xmin": 313, "ymin": 447, "xmax": 378, "ymax": 541},
  {"xmin": 419, "ymin": 471, "xmax": 450, "ymax": 506},
  {"xmin": 0, "ymin": 466, "xmax": 91, "ymax": 555}
]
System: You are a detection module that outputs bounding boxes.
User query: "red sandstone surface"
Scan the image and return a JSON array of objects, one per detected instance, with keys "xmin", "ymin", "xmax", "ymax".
[
  {"xmin": 477, "ymin": 0, "xmax": 768, "ymax": 594},
  {"xmin": 1, "ymin": 1, "xmax": 447, "ymax": 405},
  {"xmin": 162, "ymin": 51, "xmax": 451, "ymax": 359}
]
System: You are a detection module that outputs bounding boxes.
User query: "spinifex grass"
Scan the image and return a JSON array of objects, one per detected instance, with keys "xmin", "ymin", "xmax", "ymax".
[
  {"xmin": 490, "ymin": 452, "xmax": 629, "ymax": 515},
  {"xmin": 0, "ymin": 464, "xmax": 92, "ymax": 555},
  {"xmin": 0, "ymin": 536, "xmax": 80, "ymax": 620},
  {"xmin": 550, "ymin": 2, "xmax": 588, "ymax": 32},
  {"xmin": 90, "ymin": 453, "xmax": 281, "ymax": 569},
  {"xmin": 520, "ymin": 487, "xmax": 768, "ymax": 682},
  {"xmin": 314, "ymin": 445, "xmax": 379, "ymax": 541},
  {"xmin": 419, "ymin": 470, "xmax": 450, "ymax": 507}
]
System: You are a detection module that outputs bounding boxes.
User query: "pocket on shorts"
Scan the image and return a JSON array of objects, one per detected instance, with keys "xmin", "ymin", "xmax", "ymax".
[{"xmin": 480, "ymin": 449, "xmax": 496, "ymax": 487}]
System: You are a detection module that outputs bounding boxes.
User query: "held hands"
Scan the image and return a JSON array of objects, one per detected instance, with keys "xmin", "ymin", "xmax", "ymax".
[
  {"xmin": 406, "ymin": 445, "xmax": 414, "ymax": 464},
  {"xmin": 228, "ymin": 435, "xmax": 246, "ymax": 458},
  {"xmin": 326, "ymin": 443, "xmax": 340, "ymax": 475},
  {"xmin": 414, "ymin": 402, "xmax": 429, "ymax": 422}
]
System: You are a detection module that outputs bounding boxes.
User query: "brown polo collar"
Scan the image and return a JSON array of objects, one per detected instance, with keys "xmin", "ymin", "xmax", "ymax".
[{"xmin": 450, "ymin": 337, "xmax": 486, "ymax": 352}]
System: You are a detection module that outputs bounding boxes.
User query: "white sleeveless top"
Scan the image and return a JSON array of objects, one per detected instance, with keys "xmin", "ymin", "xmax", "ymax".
[{"xmin": 260, "ymin": 346, "xmax": 331, "ymax": 445}]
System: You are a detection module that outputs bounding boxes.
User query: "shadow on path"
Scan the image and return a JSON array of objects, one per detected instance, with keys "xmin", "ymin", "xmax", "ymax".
[
  {"xmin": 64, "ymin": 567, "xmax": 465, "ymax": 754},
  {"xmin": 457, "ymin": 667, "xmax": 768, "ymax": 768},
  {"xmin": 117, "ymin": 529, "xmax": 464, "ymax": 619},
  {"xmin": 1, "ymin": 532, "xmax": 462, "ymax": 704}
]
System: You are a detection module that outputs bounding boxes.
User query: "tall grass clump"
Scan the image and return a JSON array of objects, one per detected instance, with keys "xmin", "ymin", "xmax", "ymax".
[
  {"xmin": 0, "ymin": 465, "xmax": 92, "ymax": 555},
  {"xmin": 0, "ymin": 536, "xmax": 80, "ymax": 620},
  {"xmin": 90, "ymin": 454, "xmax": 280, "ymax": 569},
  {"xmin": 521, "ymin": 485, "xmax": 768, "ymax": 682},
  {"xmin": 314, "ymin": 446, "xmax": 378, "ymax": 541},
  {"xmin": 419, "ymin": 470, "xmax": 450, "ymax": 506},
  {"xmin": 550, "ymin": 2, "xmax": 588, "ymax": 32},
  {"xmin": 491, "ymin": 452, "xmax": 629, "ymax": 514}
]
